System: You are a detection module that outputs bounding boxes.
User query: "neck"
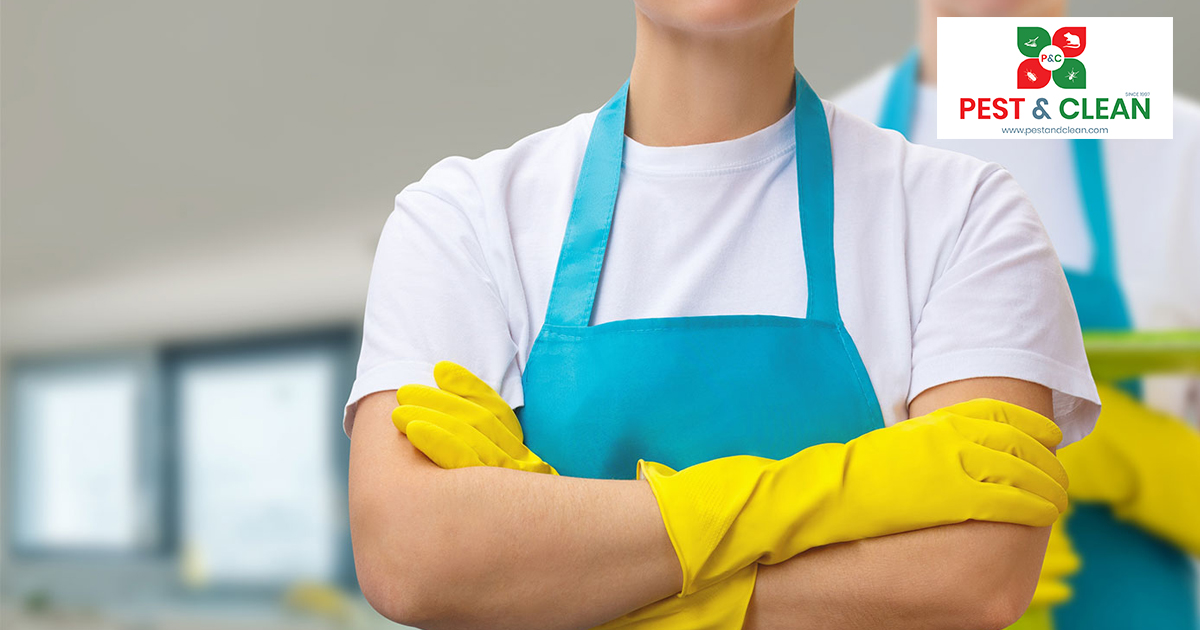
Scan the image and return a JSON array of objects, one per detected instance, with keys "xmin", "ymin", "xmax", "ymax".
[
  {"xmin": 917, "ymin": 0, "xmax": 1069, "ymax": 86},
  {"xmin": 917, "ymin": 3, "xmax": 938, "ymax": 85},
  {"xmin": 627, "ymin": 9, "xmax": 796, "ymax": 147}
]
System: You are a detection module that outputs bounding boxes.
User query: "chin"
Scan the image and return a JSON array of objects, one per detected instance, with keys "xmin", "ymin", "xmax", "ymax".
[
  {"xmin": 931, "ymin": 0, "xmax": 1065, "ymax": 18},
  {"xmin": 636, "ymin": 0, "xmax": 798, "ymax": 32}
]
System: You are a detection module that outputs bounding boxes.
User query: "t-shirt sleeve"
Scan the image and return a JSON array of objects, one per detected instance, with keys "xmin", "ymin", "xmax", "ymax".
[
  {"xmin": 909, "ymin": 167, "xmax": 1100, "ymax": 446},
  {"xmin": 343, "ymin": 184, "xmax": 522, "ymax": 437}
]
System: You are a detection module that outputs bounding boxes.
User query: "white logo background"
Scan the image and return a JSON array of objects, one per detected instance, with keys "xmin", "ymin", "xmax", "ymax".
[{"xmin": 936, "ymin": 17, "xmax": 1174, "ymax": 140}]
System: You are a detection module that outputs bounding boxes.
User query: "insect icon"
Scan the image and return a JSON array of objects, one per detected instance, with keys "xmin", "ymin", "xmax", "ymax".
[
  {"xmin": 1026, "ymin": 70, "xmax": 1039, "ymax": 83},
  {"xmin": 1024, "ymin": 37, "xmax": 1040, "ymax": 48},
  {"xmin": 1066, "ymin": 69, "xmax": 1080, "ymax": 82}
]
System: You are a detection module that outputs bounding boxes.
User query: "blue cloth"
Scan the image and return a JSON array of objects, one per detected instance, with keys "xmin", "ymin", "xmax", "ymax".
[
  {"xmin": 880, "ymin": 52, "xmax": 1198, "ymax": 630},
  {"xmin": 517, "ymin": 71, "xmax": 884, "ymax": 482}
]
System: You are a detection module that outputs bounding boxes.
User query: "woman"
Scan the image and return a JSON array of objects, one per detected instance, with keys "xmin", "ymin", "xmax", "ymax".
[
  {"xmin": 346, "ymin": 2, "xmax": 1099, "ymax": 628},
  {"xmin": 835, "ymin": 1, "xmax": 1200, "ymax": 628}
]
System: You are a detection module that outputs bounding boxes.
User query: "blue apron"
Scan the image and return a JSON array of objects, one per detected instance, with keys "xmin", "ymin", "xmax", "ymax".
[
  {"xmin": 517, "ymin": 70, "xmax": 885, "ymax": 483},
  {"xmin": 881, "ymin": 49, "xmax": 1199, "ymax": 630}
]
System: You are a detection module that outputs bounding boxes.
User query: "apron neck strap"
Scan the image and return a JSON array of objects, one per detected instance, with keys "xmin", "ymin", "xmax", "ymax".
[
  {"xmin": 543, "ymin": 71, "xmax": 845, "ymax": 328},
  {"xmin": 543, "ymin": 80, "xmax": 630, "ymax": 328},
  {"xmin": 793, "ymin": 70, "xmax": 843, "ymax": 325},
  {"xmin": 879, "ymin": 47, "xmax": 920, "ymax": 137},
  {"xmin": 1071, "ymin": 138, "xmax": 1118, "ymax": 280}
]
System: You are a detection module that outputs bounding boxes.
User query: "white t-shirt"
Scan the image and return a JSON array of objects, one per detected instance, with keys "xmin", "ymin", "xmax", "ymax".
[
  {"xmin": 835, "ymin": 64, "xmax": 1200, "ymax": 426},
  {"xmin": 346, "ymin": 97, "xmax": 1101, "ymax": 445}
]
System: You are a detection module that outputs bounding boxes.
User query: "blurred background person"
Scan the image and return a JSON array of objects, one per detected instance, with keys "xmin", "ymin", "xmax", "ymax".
[
  {"xmin": 834, "ymin": 1, "xmax": 1200, "ymax": 629},
  {"xmin": 2, "ymin": 1, "xmax": 1196, "ymax": 629}
]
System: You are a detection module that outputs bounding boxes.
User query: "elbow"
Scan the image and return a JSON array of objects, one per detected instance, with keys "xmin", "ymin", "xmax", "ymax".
[
  {"xmin": 352, "ymin": 557, "xmax": 421, "ymax": 627},
  {"xmin": 355, "ymin": 528, "xmax": 477, "ymax": 628},
  {"xmin": 970, "ymin": 586, "xmax": 1035, "ymax": 630},
  {"xmin": 943, "ymin": 554, "xmax": 1040, "ymax": 630},
  {"xmin": 355, "ymin": 558, "xmax": 417, "ymax": 626},
  {"xmin": 353, "ymin": 523, "xmax": 442, "ymax": 627},
  {"xmin": 350, "ymin": 488, "xmax": 461, "ymax": 627},
  {"xmin": 912, "ymin": 569, "xmax": 1033, "ymax": 630},
  {"xmin": 916, "ymin": 523, "xmax": 1043, "ymax": 630}
]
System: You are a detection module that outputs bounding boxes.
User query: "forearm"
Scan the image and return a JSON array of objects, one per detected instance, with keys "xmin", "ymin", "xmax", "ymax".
[
  {"xmin": 349, "ymin": 391, "xmax": 681, "ymax": 630},
  {"xmin": 742, "ymin": 377, "xmax": 1057, "ymax": 630},
  {"xmin": 744, "ymin": 521, "xmax": 1050, "ymax": 630}
]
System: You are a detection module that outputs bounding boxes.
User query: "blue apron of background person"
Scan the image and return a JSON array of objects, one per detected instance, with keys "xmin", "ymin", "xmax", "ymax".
[
  {"xmin": 881, "ymin": 49, "xmax": 1198, "ymax": 630},
  {"xmin": 516, "ymin": 71, "xmax": 886, "ymax": 489}
]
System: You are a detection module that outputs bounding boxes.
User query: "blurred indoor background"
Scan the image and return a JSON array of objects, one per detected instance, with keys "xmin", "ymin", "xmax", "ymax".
[{"xmin": 2, "ymin": 1, "xmax": 1198, "ymax": 629}]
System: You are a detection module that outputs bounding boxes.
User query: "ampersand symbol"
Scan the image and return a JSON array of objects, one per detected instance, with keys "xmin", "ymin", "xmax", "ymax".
[{"xmin": 1033, "ymin": 98, "xmax": 1052, "ymax": 120}]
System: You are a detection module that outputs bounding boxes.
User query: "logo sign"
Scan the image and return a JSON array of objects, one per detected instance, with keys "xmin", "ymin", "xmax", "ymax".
[
  {"xmin": 937, "ymin": 17, "xmax": 1172, "ymax": 139},
  {"xmin": 1017, "ymin": 26, "xmax": 1084, "ymax": 89}
]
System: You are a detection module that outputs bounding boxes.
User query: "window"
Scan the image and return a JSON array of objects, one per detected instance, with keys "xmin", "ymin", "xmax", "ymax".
[
  {"xmin": 11, "ymin": 360, "xmax": 151, "ymax": 553},
  {"xmin": 5, "ymin": 330, "xmax": 355, "ymax": 593},
  {"xmin": 173, "ymin": 343, "xmax": 344, "ymax": 588}
]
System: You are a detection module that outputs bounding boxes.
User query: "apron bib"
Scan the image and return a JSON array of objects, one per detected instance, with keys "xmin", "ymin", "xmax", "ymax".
[
  {"xmin": 518, "ymin": 71, "xmax": 885, "ymax": 481},
  {"xmin": 881, "ymin": 51, "xmax": 1198, "ymax": 630}
]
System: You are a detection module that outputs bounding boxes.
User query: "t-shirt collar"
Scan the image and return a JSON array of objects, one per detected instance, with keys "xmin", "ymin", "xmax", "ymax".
[{"xmin": 620, "ymin": 105, "xmax": 796, "ymax": 175}]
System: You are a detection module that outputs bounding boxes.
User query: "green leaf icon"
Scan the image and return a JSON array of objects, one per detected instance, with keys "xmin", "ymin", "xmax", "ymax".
[
  {"xmin": 1018, "ymin": 27, "xmax": 1050, "ymax": 57},
  {"xmin": 1054, "ymin": 59, "xmax": 1086, "ymax": 89}
]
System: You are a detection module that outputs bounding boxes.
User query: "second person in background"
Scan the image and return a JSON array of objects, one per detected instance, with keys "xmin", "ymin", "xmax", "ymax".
[{"xmin": 835, "ymin": 1, "xmax": 1200, "ymax": 629}]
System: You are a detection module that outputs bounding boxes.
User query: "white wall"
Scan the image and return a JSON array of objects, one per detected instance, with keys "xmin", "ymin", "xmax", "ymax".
[{"xmin": 2, "ymin": 0, "xmax": 1197, "ymax": 356}]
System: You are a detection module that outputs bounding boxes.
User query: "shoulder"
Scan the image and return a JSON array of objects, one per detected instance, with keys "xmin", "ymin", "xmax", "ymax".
[
  {"xmin": 1103, "ymin": 94, "xmax": 1200, "ymax": 224},
  {"xmin": 1174, "ymin": 94, "xmax": 1200, "ymax": 138},
  {"xmin": 824, "ymin": 99, "xmax": 1038, "ymax": 279},
  {"xmin": 395, "ymin": 109, "xmax": 597, "ymax": 219},
  {"xmin": 1167, "ymin": 95, "xmax": 1200, "ymax": 162},
  {"xmin": 1108, "ymin": 95, "xmax": 1200, "ymax": 164},
  {"xmin": 825, "ymin": 99, "xmax": 1011, "ymax": 209}
]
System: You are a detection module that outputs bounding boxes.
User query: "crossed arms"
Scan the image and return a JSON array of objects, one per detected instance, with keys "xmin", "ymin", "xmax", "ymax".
[{"xmin": 349, "ymin": 377, "xmax": 1054, "ymax": 630}]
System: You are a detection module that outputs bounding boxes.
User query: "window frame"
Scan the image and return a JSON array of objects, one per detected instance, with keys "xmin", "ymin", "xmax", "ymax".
[
  {"xmin": 161, "ymin": 328, "xmax": 359, "ymax": 594},
  {"xmin": 3, "ymin": 349, "xmax": 167, "ymax": 560}
]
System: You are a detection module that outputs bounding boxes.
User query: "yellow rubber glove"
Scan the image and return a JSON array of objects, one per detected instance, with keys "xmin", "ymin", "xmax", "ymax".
[
  {"xmin": 590, "ymin": 564, "xmax": 757, "ymax": 630},
  {"xmin": 1058, "ymin": 384, "xmax": 1200, "ymax": 555},
  {"xmin": 641, "ymin": 399, "xmax": 1070, "ymax": 595},
  {"xmin": 392, "ymin": 361, "xmax": 754, "ymax": 630},
  {"xmin": 1006, "ymin": 606, "xmax": 1056, "ymax": 630},
  {"xmin": 392, "ymin": 361, "xmax": 557, "ymax": 475}
]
